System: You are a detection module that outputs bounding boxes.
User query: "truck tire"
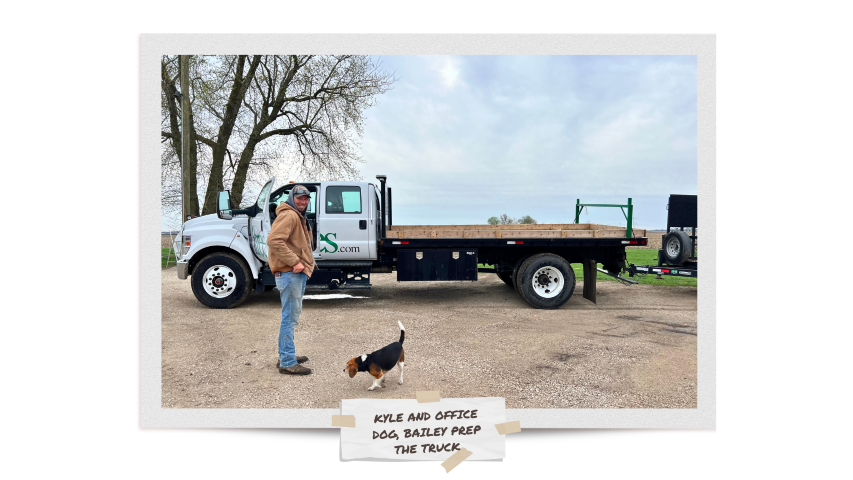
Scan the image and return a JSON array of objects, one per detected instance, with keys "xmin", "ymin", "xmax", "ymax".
[
  {"xmin": 191, "ymin": 252, "xmax": 254, "ymax": 309},
  {"xmin": 662, "ymin": 230, "xmax": 693, "ymax": 265},
  {"xmin": 516, "ymin": 253, "xmax": 576, "ymax": 309},
  {"xmin": 513, "ymin": 255, "xmax": 534, "ymax": 296},
  {"xmin": 496, "ymin": 271, "xmax": 514, "ymax": 288}
]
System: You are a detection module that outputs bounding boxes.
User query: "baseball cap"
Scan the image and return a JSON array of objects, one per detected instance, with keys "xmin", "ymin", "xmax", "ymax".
[{"xmin": 292, "ymin": 185, "xmax": 311, "ymax": 197}]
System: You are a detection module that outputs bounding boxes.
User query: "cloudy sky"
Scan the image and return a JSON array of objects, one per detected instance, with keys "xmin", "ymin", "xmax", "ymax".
[
  {"xmin": 358, "ymin": 55, "xmax": 697, "ymax": 230},
  {"xmin": 163, "ymin": 55, "xmax": 696, "ymax": 230}
]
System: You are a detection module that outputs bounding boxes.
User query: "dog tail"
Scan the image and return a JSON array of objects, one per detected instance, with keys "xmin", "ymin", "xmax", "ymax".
[{"xmin": 398, "ymin": 321, "xmax": 405, "ymax": 344}]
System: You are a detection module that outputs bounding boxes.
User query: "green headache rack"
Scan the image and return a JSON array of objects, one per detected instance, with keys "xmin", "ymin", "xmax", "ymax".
[{"xmin": 574, "ymin": 198, "xmax": 634, "ymax": 239}]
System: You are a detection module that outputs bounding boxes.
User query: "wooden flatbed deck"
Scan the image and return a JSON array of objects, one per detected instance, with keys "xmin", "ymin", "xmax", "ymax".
[{"xmin": 386, "ymin": 223, "xmax": 646, "ymax": 239}]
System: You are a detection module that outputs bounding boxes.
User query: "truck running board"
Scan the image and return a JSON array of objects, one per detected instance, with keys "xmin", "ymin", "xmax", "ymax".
[
  {"xmin": 308, "ymin": 283, "xmax": 372, "ymax": 290},
  {"xmin": 596, "ymin": 267, "xmax": 638, "ymax": 285}
]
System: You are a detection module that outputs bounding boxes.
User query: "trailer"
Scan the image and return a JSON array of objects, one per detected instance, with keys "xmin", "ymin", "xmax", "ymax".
[
  {"xmin": 627, "ymin": 194, "xmax": 697, "ymax": 280},
  {"xmin": 174, "ymin": 176, "xmax": 648, "ymax": 309}
]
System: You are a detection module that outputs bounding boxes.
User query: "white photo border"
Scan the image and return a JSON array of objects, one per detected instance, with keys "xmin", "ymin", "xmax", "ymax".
[{"xmin": 141, "ymin": 34, "xmax": 715, "ymax": 428}]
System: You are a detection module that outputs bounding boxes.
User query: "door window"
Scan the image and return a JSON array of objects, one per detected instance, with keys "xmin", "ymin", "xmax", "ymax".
[
  {"xmin": 270, "ymin": 187, "xmax": 318, "ymax": 247},
  {"xmin": 257, "ymin": 181, "xmax": 273, "ymax": 207},
  {"xmin": 325, "ymin": 186, "xmax": 362, "ymax": 214},
  {"xmin": 271, "ymin": 189, "xmax": 317, "ymax": 216}
]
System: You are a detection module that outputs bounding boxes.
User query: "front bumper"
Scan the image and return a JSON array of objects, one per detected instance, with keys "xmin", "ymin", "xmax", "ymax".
[{"xmin": 177, "ymin": 260, "xmax": 189, "ymax": 280}]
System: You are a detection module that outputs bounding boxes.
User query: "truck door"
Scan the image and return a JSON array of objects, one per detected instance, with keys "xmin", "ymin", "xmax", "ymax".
[
  {"xmin": 249, "ymin": 177, "xmax": 276, "ymax": 263},
  {"xmin": 268, "ymin": 183, "xmax": 319, "ymax": 256},
  {"xmin": 368, "ymin": 184, "xmax": 378, "ymax": 259},
  {"xmin": 317, "ymin": 183, "xmax": 370, "ymax": 260}
]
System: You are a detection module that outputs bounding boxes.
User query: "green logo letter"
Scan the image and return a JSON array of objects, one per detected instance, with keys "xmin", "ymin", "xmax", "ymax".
[{"xmin": 320, "ymin": 233, "xmax": 338, "ymax": 253}]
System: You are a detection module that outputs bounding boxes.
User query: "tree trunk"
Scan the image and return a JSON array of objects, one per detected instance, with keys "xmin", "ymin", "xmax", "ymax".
[
  {"xmin": 229, "ymin": 136, "xmax": 260, "ymax": 208},
  {"xmin": 163, "ymin": 58, "xmax": 199, "ymax": 215},
  {"xmin": 199, "ymin": 55, "xmax": 261, "ymax": 215},
  {"xmin": 188, "ymin": 118, "xmax": 200, "ymax": 217},
  {"xmin": 201, "ymin": 144, "xmax": 226, "ymax": 215},
  {"xmin": 180, "ymin": 55, "xmax": 192, "ymax": 223}
]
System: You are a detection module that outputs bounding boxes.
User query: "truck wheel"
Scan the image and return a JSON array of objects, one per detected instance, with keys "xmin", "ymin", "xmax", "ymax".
[
  {"xmin": 516, "ymin": 253, "xmax": 576, "ymax": 309},
  {"xmin": 662, "ymin": 230, "xmax": 693, "ymax": 265},
  {"xmin": 496, "ymin": 271, "xmax": 514, "ymax": 288},
  {"xmin": 513, "ymin": 255, "xmax": 533, "ymax": 296},
  {"xmin": 191, "ymin": 252, "xmax": 253, "ymax": 309}
]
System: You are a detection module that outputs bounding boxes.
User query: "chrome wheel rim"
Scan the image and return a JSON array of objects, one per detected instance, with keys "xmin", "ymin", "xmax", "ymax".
[
  {"xmin": 666, "ymin": 237, "xmax": 681, "ymax": 258},
  {"xmin": 202, "ymin": 265, "xmax": 236, "ymax": 298},
  {"xmin": 531, "ymin": 266, "xmax": 564, "ymax": 298}
]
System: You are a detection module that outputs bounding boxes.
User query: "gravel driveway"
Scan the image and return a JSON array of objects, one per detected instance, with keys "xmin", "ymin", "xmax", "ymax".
[{"xmin": 161, "ymin": 267, "xmax": 697, "ymax": 409}]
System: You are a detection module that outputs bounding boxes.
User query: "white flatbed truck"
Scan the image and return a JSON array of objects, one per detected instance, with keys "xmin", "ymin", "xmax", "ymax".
[{"xmin": 174, "ymin": 176, "xmax": 647, "ymax": 309}]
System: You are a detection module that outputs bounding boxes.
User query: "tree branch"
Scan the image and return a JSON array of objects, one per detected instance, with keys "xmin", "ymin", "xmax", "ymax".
[{"xmin": 257, "ymin": 125, "xmax": 311, "ymax": 141}]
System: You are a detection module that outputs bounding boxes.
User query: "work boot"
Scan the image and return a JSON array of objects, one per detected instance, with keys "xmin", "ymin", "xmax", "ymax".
[
  {"xmin": 279, "ymin": 364, "xmax": 312, "ymax": 375},
  {"xmin": 276, "ymin": 356, "xmax": 308, "ymax": 367}
]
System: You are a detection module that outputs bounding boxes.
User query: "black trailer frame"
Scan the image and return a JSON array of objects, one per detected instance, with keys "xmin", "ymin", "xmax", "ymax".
[
  {"xmin": 627, "ymin": 264, "xmax": 697, "ymax": 278},
  {"xmin": 627, "ymin": 194, "xmax": 698, "ymax": 280}
]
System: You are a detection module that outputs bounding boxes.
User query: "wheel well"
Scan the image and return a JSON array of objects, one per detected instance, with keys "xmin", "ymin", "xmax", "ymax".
[
  {"xmin": 188, "ymin": 246, "xmax": 248, "ymax": 276},
  {"xmin": 489, "ymin": 249, "xmax": 579, "ymax": 270},
  {"xmin": 489, "ymin": 248, "xmax": 625, "ymax": 269}
]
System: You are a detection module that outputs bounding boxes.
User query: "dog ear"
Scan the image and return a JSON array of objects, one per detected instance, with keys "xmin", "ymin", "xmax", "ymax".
[{"xmin": 346, "ymin": 359, "xmax": 358, "ymax": 378}]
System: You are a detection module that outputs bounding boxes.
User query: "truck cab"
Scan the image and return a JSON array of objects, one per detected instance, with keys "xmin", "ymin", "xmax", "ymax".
[{"xmin": 175, "ymin": 177, "xmax": 381, "ymax": 308}]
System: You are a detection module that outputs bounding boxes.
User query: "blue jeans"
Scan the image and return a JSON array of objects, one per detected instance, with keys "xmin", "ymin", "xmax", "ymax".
[{"xmin": 276, "ymin": 271, "xmax": 308, "ymax": 368}]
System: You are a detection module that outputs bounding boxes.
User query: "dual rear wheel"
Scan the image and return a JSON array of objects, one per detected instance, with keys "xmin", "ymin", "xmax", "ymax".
[{"xmin": 498, "ymin": 253, "xmax": 576, "ymax": 309}]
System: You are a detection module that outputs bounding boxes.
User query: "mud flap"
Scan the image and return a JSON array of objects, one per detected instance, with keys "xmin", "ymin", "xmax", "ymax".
[{"xmin": 582, "ymin": 259, "xmax": 597, "ymax": 304}]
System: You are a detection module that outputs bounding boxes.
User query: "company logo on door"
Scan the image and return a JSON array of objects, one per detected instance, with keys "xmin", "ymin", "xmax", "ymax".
[
  {"xmin": 320, "ymin": 233, "xmax": 360, "ymax": 253},
  {"xmin": 252, "ymin": 233, "xmax": 268, "ymax": 257}
]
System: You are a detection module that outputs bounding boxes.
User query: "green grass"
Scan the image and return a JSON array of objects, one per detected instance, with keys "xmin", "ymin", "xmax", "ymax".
[
  {"xmin": 479, "ymin": 249, "xmax": 697, "ymax": 287},
  {"xmin": 162, "ymin": 248, "xmax": 178, "ymax": 268}
]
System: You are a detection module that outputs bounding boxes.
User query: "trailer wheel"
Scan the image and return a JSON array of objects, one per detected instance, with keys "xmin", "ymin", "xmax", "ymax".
[
  {"xmin": 191, "ymin": 252, "xmax": 253, "ymax": 309},
  {"xmin": 516, "ymin": 253, "xmax": 576, "ymax": 309},
  {"xmin": 496, "ymin": 271, "xmax": 514, "ymax": 288},
  {"xmin": 662, "ymin": 230, "xmax": 693, "ymax": 265}
]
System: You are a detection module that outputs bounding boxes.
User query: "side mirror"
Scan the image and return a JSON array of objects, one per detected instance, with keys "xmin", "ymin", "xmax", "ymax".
[{"xmin": 217, "ymin": 190, "xmax": 233, "ymax": 220}]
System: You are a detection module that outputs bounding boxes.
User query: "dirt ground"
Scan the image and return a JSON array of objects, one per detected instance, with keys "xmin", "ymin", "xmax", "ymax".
[{"xmin": 161, "ymin": 267, "xmax": 697, "ymax": 409}]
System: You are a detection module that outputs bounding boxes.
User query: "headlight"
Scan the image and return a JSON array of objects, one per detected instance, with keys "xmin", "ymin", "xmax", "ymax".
[{"xmin": 181, "ymin": 235, "xmax": 191, "ymax": 256}]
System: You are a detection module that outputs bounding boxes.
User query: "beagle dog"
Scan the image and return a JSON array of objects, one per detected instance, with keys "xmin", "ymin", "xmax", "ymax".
[{"xmin": 345, "ymin": 321, "xmax": 406, "ymax": 391}]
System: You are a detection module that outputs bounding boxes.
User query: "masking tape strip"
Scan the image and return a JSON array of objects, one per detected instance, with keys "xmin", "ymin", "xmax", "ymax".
[
  {"xmin": 332, "ymin": 415, "xmax": 356, "ymax": 428},
  {"xmin": 494, "ymin": 420, "xmax": 521, "ymax": 435},
  {"xmin": 441, "ymin": 447, "xmax": 473, "ymax": 473},
  {"xmin": 416, "ymin": 391, "xmax": 441, "ymax": 403}
]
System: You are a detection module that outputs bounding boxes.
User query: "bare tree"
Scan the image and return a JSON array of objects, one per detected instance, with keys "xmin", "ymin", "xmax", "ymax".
[
  {"xmin": 161, "ymin": 56, "xmax": 200, "ymax": 217},
  {"xmin": 487, "ymin": 214, "xmax": 537, "ymax": 225},
  {"xmin": 498, "ymin": 214, "xmax": 516, "ymax": 225},
  {"xmin": 161, "ymin": 55, "xmax": 395, "ymax": 215},
  {"xmin": 227, "ymin": 55, "xmax": 395, "ymax": 207},
  {"xmin": 194, "ymin": 55, "xmax": 262, "ymax": 212}
]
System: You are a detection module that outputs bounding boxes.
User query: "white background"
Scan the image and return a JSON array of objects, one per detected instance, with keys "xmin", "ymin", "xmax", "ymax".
[{"xmin": 2, "ymin": 1, "xmax": 850, "ymax": 478}]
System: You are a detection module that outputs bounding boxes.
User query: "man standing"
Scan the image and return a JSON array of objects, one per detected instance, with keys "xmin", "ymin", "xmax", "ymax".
[{"xmin": 267, "ymin": 185, "xmax": 315, "ymax": 375}]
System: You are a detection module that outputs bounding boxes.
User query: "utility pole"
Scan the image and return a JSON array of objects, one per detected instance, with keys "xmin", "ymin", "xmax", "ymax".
[{"xmin": 180, "ymin": 55, "xmax": 191, "ymax": 224}]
